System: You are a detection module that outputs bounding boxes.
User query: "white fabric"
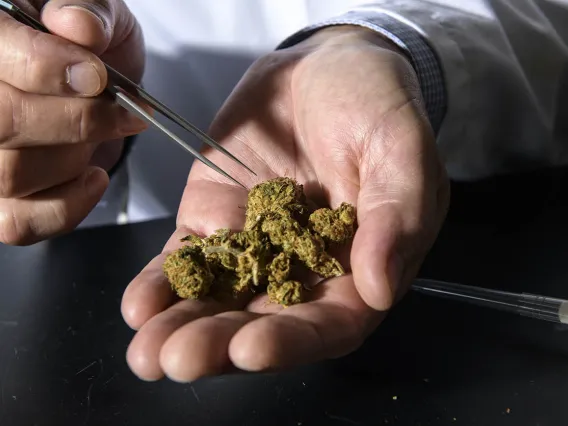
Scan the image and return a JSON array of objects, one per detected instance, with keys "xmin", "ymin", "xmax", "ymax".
[
  {"xmin": 122, "ymin": 0, "xmax": 568, "ymax": 221},
  {"xmin": 351, "ymin": 1, "xmax": 568, "ymax": 180},
  {"xmin": 124, "ymin": 1, "xmax": 367, "ymax": 54}
]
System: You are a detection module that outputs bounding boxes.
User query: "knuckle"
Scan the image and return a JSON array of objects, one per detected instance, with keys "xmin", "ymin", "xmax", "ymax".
[
  {"xmin": 24, "ymin": 31, "xmax": 49, "ymax": 90},
  {"xmin": 0, "ymin": 153, "xmax": 20, "ymax": 198},
  {"xmin": 67, "ymin": 99, "xmax": 111, "ymax": 143},
  {"xmin": 46, "ymin": 200, "xmax": 68, "ymax": 234},
  {"xmin": 7, "ymin": 23, "xmax": 45, "ymax": 90},
  {"xmin": 0, "ymin": 85, "xmax": 21, "ymax": 144},
  {"xmin": 0, "ymin": 207, "xmax": 26, "ymax": 246},
  {"xmin": 65, "ymin": 99, "xmax": 90, "ymax": 143}
]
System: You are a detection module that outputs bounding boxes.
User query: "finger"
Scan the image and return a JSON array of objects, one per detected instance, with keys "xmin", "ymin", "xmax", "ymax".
[
  {"xmin": 126, "ymin": 299, "xmax": 246, "ymax": 381},
  {"xmin": 121, "ymin": 227, "xmax": 219, "ymax": 332},
  {"xmin": 0, "ymin": 83, "xmax": 145, "ymax": 148},
  {"xmin": 0, "ymin": 143, "xmax": 96, "ymax": 198},
  {"xmin": 89, "ymin": 138, "xmax": 128, "ymax": 171},
  {"xmin": 121, "ymin": 251, "xmax": 181, "ymax": 331},
  {"xmin": 230, "ymin": 275, "xmax": 383, "ymax": 371},
  {"xmin": 159, "ymin": 311, "xmax": 263, "ymax": 383},
  {"xmin": 42, "ymin": 0, "xmax": 145, "ymax": 82},
  {"xmin": 351, "ymin": 204, "xmax": 406, "ymax": 311},
  {"xmin": 0, "ymin": 165, "xmax": 108, "ymax": 245},
  {"xmin": 42, "ymin": 0, "xmax": 136, "ymax": 54},
  {"xmin": 0, "ymin": 11, "xmax": 106, "ymax": 96},
  {"xmin": 0, "ymin": 0, "xmax": 143, "ymax": 96}
]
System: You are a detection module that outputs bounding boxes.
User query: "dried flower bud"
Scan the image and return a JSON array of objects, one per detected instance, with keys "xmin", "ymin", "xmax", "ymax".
[
  {"xmin": 163, "ymin": 246, "xmax": 214, "ymax": 299},
  {"xmin": 268, "ymin": 280, "xmax": 305, "ymax": 306},
  {"xmin": 163, "ymin": 177, "xmax": 357, "ymax": 307},
  {"xmin": 309, "ymin": 202, "xmax": 356, "ymax": 243},
  {"xmin": 245, "ymin": 177, "xmax": 308, "ymax": 230}
]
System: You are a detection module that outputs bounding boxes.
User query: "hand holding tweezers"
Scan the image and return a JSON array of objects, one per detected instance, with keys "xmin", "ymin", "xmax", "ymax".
[{"xmin": 0, "ymin": 0, "xmax": 253, "ymax": 188}]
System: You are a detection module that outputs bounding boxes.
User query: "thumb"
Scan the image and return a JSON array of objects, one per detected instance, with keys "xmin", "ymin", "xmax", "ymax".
[
  {"xmin": 41, "ymin": 0, "xmax": 135, "ymax": 56},
  {"xmin": 350, "ymin": 125, "xmax": 447, "ymax": 312},
  {"xmin": 351, "ymin": 203, "xmax": 409, "ymax": 312}
]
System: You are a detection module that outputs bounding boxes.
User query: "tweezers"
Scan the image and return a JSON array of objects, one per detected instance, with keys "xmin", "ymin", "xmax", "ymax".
[
  {"xmin": 0, "ymin": 0, "xmax": 253, "ymax": 188},
  {"xmin": 413, "ymin": 278, "xmax": 568, "ymax": 325}
]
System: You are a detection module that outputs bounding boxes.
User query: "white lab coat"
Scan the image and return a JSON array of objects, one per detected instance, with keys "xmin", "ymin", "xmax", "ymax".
[{"xmin": 119, "ymin": 0, "xmax": 568, "ymax": 223}]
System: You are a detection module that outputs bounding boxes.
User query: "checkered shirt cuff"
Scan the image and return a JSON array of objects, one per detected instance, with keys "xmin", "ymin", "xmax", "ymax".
[{"xmin": 277, "ymin": 10, "xmax": 447, "ymax": 134}]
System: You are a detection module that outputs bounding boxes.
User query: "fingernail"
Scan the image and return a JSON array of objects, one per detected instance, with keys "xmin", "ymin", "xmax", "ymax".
[
  {"xmin": 387, "ymin": 252, "xmax": 404, "ymax": 297},
  {"xmin": 67, "ymin": 62, "xmax": 102, "ymax": 96}
]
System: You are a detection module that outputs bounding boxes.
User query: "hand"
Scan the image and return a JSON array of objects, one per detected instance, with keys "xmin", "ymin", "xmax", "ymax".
[
  {"xmin": 0, "ymin": 0, "xmax": 146, "ymax": 245},
  {"xmin": 122, "ymin": 26, "xmax": 450, "ymax": 382}
]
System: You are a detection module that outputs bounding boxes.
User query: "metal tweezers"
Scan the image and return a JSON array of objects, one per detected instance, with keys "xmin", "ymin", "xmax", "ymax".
[{"xmin": 0, "ymin": 0, "xmax": 253, "ymax": 188}]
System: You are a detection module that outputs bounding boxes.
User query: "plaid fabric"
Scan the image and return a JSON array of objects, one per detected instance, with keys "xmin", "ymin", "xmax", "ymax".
[{"xmin": 277, "ymin": 10, "xmax": 447, "ymax": 134}]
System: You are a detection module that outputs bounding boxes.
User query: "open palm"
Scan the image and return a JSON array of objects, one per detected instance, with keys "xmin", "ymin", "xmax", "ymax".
[{"xmin": 121, "ymin": 28, "xmax": 449, "ymax": 382}]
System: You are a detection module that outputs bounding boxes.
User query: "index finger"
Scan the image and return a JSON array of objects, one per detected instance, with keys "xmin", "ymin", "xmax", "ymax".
[
  {"xmin": 0, "ymin": 10, "xmax": 107, "ymax": 96},
  {"xmin": 229, "ymin": 275, "xmax": 384, "ymax": 370},
  {"xmin": 41, "ymin": 0, "xmax": 138, "ymax": 55}
]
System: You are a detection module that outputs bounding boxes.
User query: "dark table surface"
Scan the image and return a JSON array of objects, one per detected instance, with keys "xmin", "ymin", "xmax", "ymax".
[{"xmin": 3, "ymin": 168, "xmax": 568, "ymax": 426}]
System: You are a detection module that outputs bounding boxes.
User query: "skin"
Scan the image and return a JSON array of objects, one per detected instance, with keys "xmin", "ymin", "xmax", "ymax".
[
  {"xmin": 0, "ymin": 1, "xmax": 449, "ymax": 383},
  {"xmin": 121, "ymin": 26, "xmax": 450, "ymax": 382},
  {"xmin": 0, "ymin": 0, "xmax": 147, "ymax": 246}
]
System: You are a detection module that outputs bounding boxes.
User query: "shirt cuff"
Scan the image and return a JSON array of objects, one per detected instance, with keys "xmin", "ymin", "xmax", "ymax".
[{"xmin": 276, "ymin": 10, "xmax": 447, "ymax": 134}]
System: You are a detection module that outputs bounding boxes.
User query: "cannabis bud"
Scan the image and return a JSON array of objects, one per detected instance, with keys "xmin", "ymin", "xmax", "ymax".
[{"xmin": 162, "ymin": 177, "xmax": 357, "ymax": 307}]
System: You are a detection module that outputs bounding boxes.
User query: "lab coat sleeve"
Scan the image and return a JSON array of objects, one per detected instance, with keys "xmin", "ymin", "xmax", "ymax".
[{"xmin": 278, "ymin": 1, "xmax": 568, "ymax": 181}]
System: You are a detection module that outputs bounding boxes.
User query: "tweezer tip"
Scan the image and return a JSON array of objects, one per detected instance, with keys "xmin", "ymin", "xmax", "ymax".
[
  {"xmin": 229, "ymin": 176, "xmax": 248, "ymax": 190},
  {"xmin": 231, "ymin": 158, "xmax": 256, "ymax": 177},
  {"xmin": 210, "ymin": 144, "xmax": 256, "ymax": 177}
]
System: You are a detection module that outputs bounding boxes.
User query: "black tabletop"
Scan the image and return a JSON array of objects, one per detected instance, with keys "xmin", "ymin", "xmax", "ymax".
[{"xmin": 3, "ymin": 167, "xmax": 568, "ymax": 426}]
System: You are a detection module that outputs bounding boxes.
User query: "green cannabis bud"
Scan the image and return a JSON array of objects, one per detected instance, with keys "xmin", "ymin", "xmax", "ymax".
[
  {"xmin": 309, "ymin": 202, "xmax": 356, "ymax": 243},
  {"xmin": 162, "ymin": 245, "xmax": 214, "ymax": 299},
  {"xmin": 163, "ymin": 177, "xmax": 357, "ymax": 307}
]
